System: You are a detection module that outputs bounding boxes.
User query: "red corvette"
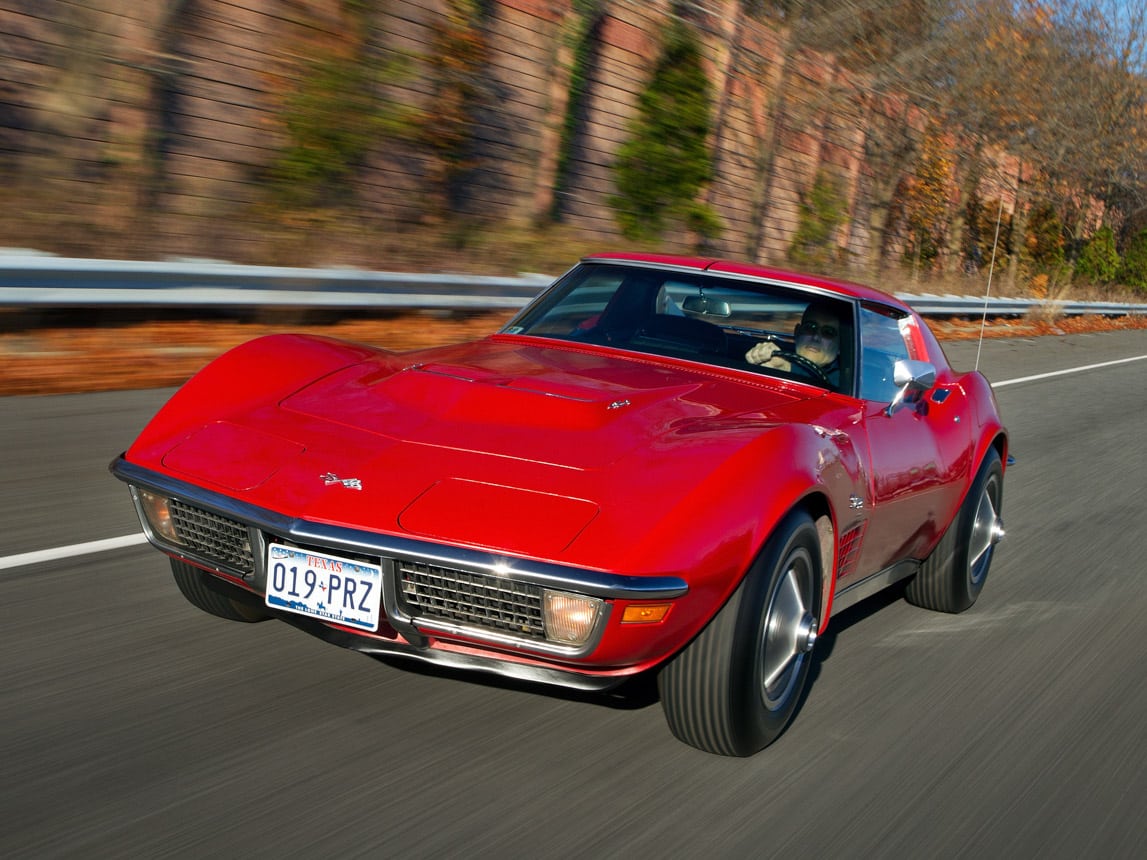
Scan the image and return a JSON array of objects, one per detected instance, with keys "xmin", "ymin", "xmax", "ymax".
[{"xmin": 112, "ymin": 254, "xmax": 1007, "ymax": 756}]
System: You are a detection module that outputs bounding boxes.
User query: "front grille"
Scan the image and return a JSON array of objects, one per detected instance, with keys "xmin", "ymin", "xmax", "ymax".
[
  {"xmin": 168, "ymin": 499, "xmax": 254, "ymax": 572},
  {"xmin": 397, "ymin": 560, "xmax": 545, "ymax": 640}
]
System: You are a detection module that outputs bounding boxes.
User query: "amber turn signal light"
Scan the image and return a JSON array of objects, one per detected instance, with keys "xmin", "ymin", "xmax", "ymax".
[{"xmin": 620, "ymin": 603, "xmax": 672, "ymax": 624}]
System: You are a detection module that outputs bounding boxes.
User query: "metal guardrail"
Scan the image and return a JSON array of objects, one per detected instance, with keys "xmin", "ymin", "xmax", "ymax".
[
  {"xmin": 903, "ymin": 293, "xmax": 1147, "ymax": 317},
  {"xmin": 1, "ymin": 253, "xmax": 1145, "ymax": 317}
]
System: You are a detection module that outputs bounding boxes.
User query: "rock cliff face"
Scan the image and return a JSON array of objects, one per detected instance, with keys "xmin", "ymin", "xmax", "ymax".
[{"xmin": 0, "ymin": 1, "xmax": 1002, "ymax": 268}]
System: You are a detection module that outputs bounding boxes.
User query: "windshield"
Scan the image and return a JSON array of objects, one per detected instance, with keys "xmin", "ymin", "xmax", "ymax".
[{"xmin": 504, "ymin": 262, "xmax": 854, "ymax": 393}]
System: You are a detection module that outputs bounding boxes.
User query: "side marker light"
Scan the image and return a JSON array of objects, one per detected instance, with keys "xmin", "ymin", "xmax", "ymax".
[{"xmin": 621, "ymin": 603, "xmax": 672, "ymax": 624}]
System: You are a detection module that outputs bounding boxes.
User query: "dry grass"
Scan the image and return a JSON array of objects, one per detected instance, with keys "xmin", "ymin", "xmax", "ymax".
[
  {"xmin": 0, "ymin": 311, "xmax": 516, "ymax": 396},
  {"xmin": 3, "ymin": 309, "xmax": 1145, "ymax": 397}
]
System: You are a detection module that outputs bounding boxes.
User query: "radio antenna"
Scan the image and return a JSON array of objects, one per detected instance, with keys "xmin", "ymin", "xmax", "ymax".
[{"xmin": 975, "ymin": 197, "xmax": 1006, "ymax": 372}]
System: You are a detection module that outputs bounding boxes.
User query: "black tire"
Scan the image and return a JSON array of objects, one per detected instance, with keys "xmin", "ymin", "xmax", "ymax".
[
  {"xmin": 170, "ymin": 558, "xmax": 270, "ymax": 623},
  {"xmin": 658, "ymin": 511, "xmax": 822, "ymax": 756},
  {"xmin": 905, "ymin": 447, "xmax": 1004, "ymax": 613}
]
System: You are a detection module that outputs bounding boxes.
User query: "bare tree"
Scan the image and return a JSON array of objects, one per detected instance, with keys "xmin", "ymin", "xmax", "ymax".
[
  {"xmin": 772, "ymin": 0, "xmax": 1147, "ymax": 276},
  {"xmin": 760, "ymin": 1, "xmax": 961, "ymax": 271},
  {"xmin": 1052, "ymin": 1, "xmax": 1147, "ymax": 238},
  {"xmin": 929, "ymin": 1, "xmax": 1147, "ymax": 283}
]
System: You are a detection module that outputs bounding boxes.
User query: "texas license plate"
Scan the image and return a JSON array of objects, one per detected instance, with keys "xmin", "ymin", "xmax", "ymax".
[{"xmin": 265, "ymin": 543, "xmax": 383, "ymax": 632}]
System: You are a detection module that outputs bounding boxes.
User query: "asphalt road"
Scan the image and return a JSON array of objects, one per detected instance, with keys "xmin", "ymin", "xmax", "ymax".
[{"xmin": 2, "ymin": 330, "xmax": 1146, "ymax": 858}]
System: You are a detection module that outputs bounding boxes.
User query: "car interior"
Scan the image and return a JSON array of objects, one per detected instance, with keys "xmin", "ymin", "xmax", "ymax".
[{"xmin": 508, "ymin": 264, "xmax": 859, "ymax": 394}]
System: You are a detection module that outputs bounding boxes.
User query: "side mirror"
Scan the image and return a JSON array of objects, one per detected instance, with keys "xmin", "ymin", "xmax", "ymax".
[{"xmin": 886, "ymin": 359, "xmax": 936, "ymax": 416}]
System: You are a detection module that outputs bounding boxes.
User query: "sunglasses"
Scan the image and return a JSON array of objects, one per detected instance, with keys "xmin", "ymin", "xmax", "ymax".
[{"xmin": 797, "ymin": 321, "xmax": 838, "ymax": 339}]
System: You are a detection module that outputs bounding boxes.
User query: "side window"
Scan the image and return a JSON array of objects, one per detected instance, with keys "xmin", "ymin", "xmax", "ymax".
[
  {"xmin": 858, "ymin": 306, "xmax": 911, "ymax": 402},
  {"xmin": 506, "ymin": 270, "xmax": 626, "ymax": 336}
]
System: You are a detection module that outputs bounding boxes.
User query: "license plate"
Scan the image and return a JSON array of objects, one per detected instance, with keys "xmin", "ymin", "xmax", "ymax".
[{"xmin": 265, "ymin": 543, "xmax": 383, "ymax": 632}]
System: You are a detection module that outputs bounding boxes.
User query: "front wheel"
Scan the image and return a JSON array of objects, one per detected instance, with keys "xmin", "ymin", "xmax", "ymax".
[
  {"xmin": 658, "ymin": 511, "xmax": 822, "ymax": 756},
  {"xmin": 906, "ymin": 447, "xmax": 1004, "ymax": 613},
  {"xmin": 170, "ymin": 559, "xmax": 270, "ymax": 622}
]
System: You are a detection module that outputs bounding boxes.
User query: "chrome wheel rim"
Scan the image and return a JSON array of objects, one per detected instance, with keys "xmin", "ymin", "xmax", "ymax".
[
  {"xmin": 968, "ymin": 475, "xmax": 1004, "ymax": 584},
  {"xmin": 759, "ymin": 547, "xmax": 817, "ymax": 711}
]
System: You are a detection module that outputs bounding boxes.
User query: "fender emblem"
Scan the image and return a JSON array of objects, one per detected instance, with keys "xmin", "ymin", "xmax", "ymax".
[
  {"xmin": 849, "ymin": 495, "xmax": 864, "ymax": 510},
  {"xmin": 321, "ymin": 472, "xmax": 363, "ymax": 491}
]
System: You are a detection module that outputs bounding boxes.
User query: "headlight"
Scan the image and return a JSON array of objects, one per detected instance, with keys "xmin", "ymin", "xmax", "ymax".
[
  {"xmin": 543, "ymin": 590, "xmax": 602, "ymax": 646},
  {"xmin": 135, "ymin": 488, "xmax": 183, "ymax": 545}
]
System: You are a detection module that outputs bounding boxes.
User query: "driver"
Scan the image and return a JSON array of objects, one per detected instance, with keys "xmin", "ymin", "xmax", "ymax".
[{"xmin": 745, "ymin": 301, "xmax": 841, "ymax": 386}]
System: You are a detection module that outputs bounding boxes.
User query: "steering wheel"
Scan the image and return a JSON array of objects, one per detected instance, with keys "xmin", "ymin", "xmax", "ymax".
[{"xmin": 773, "ymin": 351, "xmax": 831, "ymax": 387}]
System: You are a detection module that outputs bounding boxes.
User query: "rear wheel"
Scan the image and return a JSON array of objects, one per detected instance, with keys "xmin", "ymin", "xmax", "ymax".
[
  {"xmin": 659, "ymin": 511, "xmax": 821, "ymax": 756},
  {"xmin": 170, "ymin": 559, "xmax": 269, "ymax": 622},
  {"xmin": 906, "ymin": 447, "xmax": 1004, "ymax": 613}
]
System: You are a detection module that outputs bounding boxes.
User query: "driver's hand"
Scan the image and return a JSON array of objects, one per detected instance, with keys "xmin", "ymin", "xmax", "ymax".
[{"xmin": 745, "ymin": 340, "xmax": 790, "ymax": 370}]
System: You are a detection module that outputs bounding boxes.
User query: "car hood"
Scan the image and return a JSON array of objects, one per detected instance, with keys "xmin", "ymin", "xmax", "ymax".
[
  {"xmin": 158, "ymin": 338, "xmax": 821, "ymax": 561},
  {"xmin": 283, "ymin": 339, "xmax": 807, "ymax": 467}
]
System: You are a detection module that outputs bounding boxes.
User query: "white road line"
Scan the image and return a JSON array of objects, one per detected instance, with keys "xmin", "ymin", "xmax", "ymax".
[
  {"xmin": 994, "ymin": 353, "xmax": 1147, "ymax": 388},
  {"xmin": 0, "ymin": 533, "xmax": 148, "ymax": 572},
  {"xmin": 3, "ymin": 352, "xmax": 1145, "ymax": 574}
]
